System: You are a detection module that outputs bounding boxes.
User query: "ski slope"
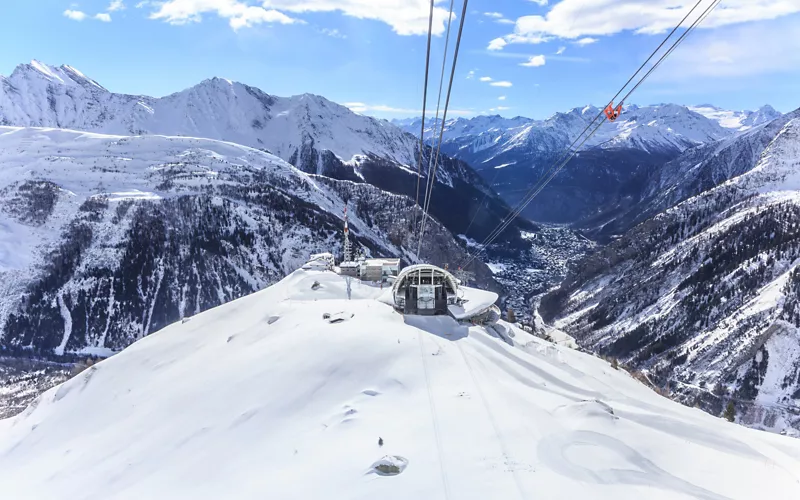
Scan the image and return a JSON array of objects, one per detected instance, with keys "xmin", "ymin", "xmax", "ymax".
[{"xmin": 1, "ymin": 269, "xmax": 799, "ymax": 499}]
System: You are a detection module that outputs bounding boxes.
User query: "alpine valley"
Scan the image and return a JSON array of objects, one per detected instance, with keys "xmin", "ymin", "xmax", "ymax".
[{"xmin": 1, "ymin": 60, "xmax": 799, "ymax": 437}]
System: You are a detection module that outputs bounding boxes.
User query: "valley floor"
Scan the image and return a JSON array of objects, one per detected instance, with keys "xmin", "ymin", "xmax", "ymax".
[
  {"xmin": 0, "ymin": 270, "xmax": 799, "ymax": 499},
  {"xmin": 0, "ymin": 357, "xmax": 70, "ymax": 420}
]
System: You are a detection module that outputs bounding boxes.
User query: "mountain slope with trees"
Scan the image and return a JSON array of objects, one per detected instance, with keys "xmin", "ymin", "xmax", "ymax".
[{"xmin": 540, "ymin": 117, "xmax": 800, "ymax": 433}]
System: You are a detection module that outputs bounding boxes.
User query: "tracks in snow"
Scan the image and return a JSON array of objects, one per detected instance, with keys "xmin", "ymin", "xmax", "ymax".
[
  {"xmin": 417, "ymin": 332, "xmax": 453, "ymax": 500},
  {"xmin": 456, "ymin": 339, "xmax": 528, "ymax": 500}
]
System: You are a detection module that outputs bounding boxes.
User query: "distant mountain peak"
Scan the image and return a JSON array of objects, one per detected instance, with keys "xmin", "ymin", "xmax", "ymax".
[{"xmin": 9, "ymin": 60, "xmax": 107, "ymax": 93}]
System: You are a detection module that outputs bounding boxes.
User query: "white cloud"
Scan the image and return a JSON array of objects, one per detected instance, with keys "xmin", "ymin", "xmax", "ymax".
[
  {"xmin": 654, "ymin": 16, "xmax": 800, "ymax": 81},
  {"xmin": 488, "ymin": 32, "xmax": 551, "ymax": 51},
  {"xmin": 150, "ymin": 1, "xmax": 301, "ymax": 30},
  {"xmin": 488, "ymin": 1, "xmax": 800, "ymax": 51},
  {"xmin": 64, "ymin": 9, "xmax": 88, "ymax": 21},
  {"xmin": 556, "ymin": 46, "xmax": 566, "ymax": 55},
  {"xmin": 149, "ymin": 0, "xmax": 453, "ymax": 35},
  {"xmin": 135, "ymin": 1, "xmax": 149, "ymax": 7},
  {"xmin": 261, "ymin": 0, "xmax": 454, "ymax": 36},
  {"xmin": 498, "ymin": 95, "xmax": 507, "ymax": 100},
  {"xmin": 483, "ymin": 11, "xmax": 514, "ymax": 24},
  {"xmin": 344, "ymin": 102, "xmax": 367, "ymax": 111},
  {"xmin": 479, "ymin": 76, "xmax": 493, "ymax": 82},
  {"xmin": 520, "ymin": 54, "xmax": 546, "ymax": 67},
  {"xmin": 490, "ymin": 81, "xmax": 513, "ymax": 87},
  {"xmin": 484, "ymin": 50, "xmax": 589, "ymax": 63},
  {"xmin": 574, "ymin": 37, "xmax": 597, "ymax": 46},
  {"xmin": 489, "ymin": 106, "xmax": 511, "ymax": 112},
  {"xmin": 108, "ymin": 0, "xmax": 126, "ymax": 11},
  {"xmin": 487, "ymin": 37, "xmax": 507, "ymax": 50},
  {"xmin": 513, "ymin": 0, "xmax": 800, "ymax": 41},
  {"xmin": 321, "ymin": 27, "xmax": 346, "ymax": 38},
  {"xmin": 466, "ymin": 70, "xmax": 475, "ymax": 79},
  {"xmin": 95, "ymin": 13, "xmax": 112, "ymax": 22}
]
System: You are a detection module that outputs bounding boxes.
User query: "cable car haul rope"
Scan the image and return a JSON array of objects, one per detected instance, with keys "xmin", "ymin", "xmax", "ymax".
[
  {"xmin": 459, "ymin": 0, "xmax": 722, "ymax": 269},
  {"xmin": 410, "ymin": 0, "xmax": 722, "ymax": 268}
]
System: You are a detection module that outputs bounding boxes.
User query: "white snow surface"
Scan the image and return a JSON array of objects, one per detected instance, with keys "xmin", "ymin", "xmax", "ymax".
[
  {"xmin": 1, "ymin": 269, "xmax": 799, "ymax": 499},
  {"xmin": 0, "ymin": 61, "xmax": 417, "ymax": 168},
  {"xmin": 689, "ymin": 105, "xmax": 782, "ymax": 132},
  {"xmin": 448, "ymin": 285, "xmax": 498, "ymax": 320}
]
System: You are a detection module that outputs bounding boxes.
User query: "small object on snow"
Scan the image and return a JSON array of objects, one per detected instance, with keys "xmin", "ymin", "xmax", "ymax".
[
  {"xmin": 326, "ymin": 311, "xmax": 354, "ymax": 324},
  {"xmin": 311, "ymin": 280, "xmax": 321, "ymax": 290},
  {"xmin": 371, "ymin": 455, "xmax": 408, "ymax": 476},
  {"xmin": 181, "ymin": 317, "xmax": 191, "ymax": 324},
  {"xmin": 378, "ymin": 437, "xmax": 384, "ymax": 447}
]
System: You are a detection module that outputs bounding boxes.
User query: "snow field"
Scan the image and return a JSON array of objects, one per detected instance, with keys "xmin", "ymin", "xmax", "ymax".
[{"xmin": 0, "ymin": 269, "xmax": 798, "ymax": 499}]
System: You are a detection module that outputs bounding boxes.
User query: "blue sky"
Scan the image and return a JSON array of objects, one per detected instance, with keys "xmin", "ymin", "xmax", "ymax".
[{"xmin": 1, "ymin": 1, "xmax": 799, "ymax": 119}]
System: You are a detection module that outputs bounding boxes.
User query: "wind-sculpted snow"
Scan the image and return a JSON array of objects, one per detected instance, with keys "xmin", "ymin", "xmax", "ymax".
[
  {"xmin": 541, "ymin": 118, "xmax": 800, "ymax": 434},
  {"xmin": 0, "ymin": 127, "xmax": 491, "ymax": 356},
  {"xmin": 1, "ymin": 269, "xmax": 798, "ymax": 499}
]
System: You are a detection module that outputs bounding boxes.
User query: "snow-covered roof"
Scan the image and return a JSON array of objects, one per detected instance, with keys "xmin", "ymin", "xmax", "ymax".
[
  {"xmin": 302, "ymin": 260, "xmax": 330, "ymax": 270},
  {"xmin": 362, "ymin": 258, "xmax": 400, "ymax": 267},
  {"xmin": 392, "ymin": 264, "xmax": 459, "ymax": 296},
  {"xmin": 339, "ymin": 261, "xmax": 360, "ymax": 268},
  {"xmin": 310, "ymin": 252, "xmax": 334, "ymax": 260},
  {"xmin": 448, "ymin": 286, "xmax": 499, "ymax": 320}
]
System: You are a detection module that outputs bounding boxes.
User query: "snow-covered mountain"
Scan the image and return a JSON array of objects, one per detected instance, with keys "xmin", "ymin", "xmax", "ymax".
[
  {"xmin": 689, "ymin": 104, "xmax": 783, "ymax": 132},
  {"xmin": 2, "ymin": 267, "xmax": 799, "ymax": 499},
  {"xmin": 540, "ymin": 116, "xmax": 800, "ymax": 432},
  {"xmin": 585, "ymin": 109, "xmax": 800, "ymax": 237},
  {"xmin": 0, "ymin": 127, "xmax": 493, "ymax": 356},
  {"xmin": 0, "ymin": 61, "xmax": 523, "ymax": 244},
  {"xmin": 1, "ymin": 61, "xmax": 415, "ymax": 169},
  {"xmin": 394, "ymin": 104, "xmax": 782, "ymax": 224},
  {"xmin": 394, "ymin": 103, "xmax": 768, "ymax": 160}
]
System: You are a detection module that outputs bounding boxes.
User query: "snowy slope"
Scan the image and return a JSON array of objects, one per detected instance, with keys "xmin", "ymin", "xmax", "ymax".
[
  {"xmin": 1, "ymin": 268, "xmax": 799, "ymax": 500},
  {"xmin": 0, "ymin": 61, "xmax": 416, "ymax": 169},
  {"xmin": 689, "ymin": 105, "xmax": 782, "ymax": 132},
  {"xmin": 0, "ymin": 61, "xmax": 521, "ymax": 245},
  {"xmin": 541, "ymin": 118, "xmax": 800, "ymax": 432},
  {"xmin": 0, "ymin": 126, "xmax": 492, "ymax": 355}
]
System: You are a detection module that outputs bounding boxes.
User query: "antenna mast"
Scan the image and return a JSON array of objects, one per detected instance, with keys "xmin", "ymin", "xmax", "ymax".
[{"xmin": 343, "ymin": 204, "xmax": 352, "ymax": 263}]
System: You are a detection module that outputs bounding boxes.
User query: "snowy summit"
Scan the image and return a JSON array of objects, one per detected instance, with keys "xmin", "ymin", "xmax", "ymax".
[{"xmin": 1, "ymin": 267, "xmax": 798, "ymax": 499}]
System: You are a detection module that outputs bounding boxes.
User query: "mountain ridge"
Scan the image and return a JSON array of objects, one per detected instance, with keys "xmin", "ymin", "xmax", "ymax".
[
  {"xmin": 0, "ymin": 126, "xmax": 495, "ymax": 356},
  {"xmin": 0, "ymin": 60, "xmax": 529, "ymax": 246},
  {"xmin": 539, "ymin": 116, "xmax": 800, "ymax": 433},
  {"xmin": 393, "ymin": 103, "xmax": 782, "ymax": 225}
]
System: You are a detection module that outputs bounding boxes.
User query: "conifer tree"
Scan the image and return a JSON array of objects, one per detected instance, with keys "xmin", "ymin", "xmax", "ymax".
[{"xmin": 723, "ymin": 400, "xmax": 735, "ymax": 422}]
